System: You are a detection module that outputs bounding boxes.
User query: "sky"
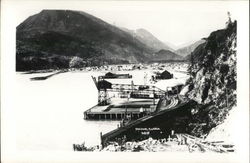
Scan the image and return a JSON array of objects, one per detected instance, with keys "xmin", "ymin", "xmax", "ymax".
[{"xmin": 3, "ymin": 0, "xmax": 239, "ymax": 48}]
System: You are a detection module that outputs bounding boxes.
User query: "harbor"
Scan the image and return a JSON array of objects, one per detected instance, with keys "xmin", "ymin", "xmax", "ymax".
[
  {"xmin": 15, "ymin": 63, "xmax": 189, "ymax": 150},
  {"xmin": 81, "ymin": 68, "xmax": 190, "ymax": 148}
]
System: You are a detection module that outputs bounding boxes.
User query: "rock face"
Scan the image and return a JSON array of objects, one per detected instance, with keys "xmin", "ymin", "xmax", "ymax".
[
  {"xmin": 16, "ymin": 10, "xmax": 156, "ymax": 71},
  {"xmin": 188, "ymin": 20, "xmax": 236, "ymax": 106},
  {"xmin": 184, "ymin": 42, "xmax": 206, "ymax": 61},
  {"xmin": 185, "ymin": 20, "xmax": 237, "ymax": 137}
]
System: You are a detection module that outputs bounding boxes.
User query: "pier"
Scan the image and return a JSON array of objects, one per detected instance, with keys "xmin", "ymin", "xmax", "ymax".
[
  {"xmin": 84, "ymin": 75, "xmax": 170, "ymax": 120},
  {"xmin": 84, "ymin": 98, "xmax": 161, "ymax": 120}
]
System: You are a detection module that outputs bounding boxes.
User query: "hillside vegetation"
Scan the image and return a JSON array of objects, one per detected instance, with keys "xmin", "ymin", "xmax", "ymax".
[
  {"xmin": 185, "ymin": 19, "xmax": 237, "ymax": 137},
  {"xmin": 16, "ymin": 10, "xmax": 182, "ymax": 71},
  {"xmin": 16, "ymin": 10, "xmax": 153, "ymax": 71}
]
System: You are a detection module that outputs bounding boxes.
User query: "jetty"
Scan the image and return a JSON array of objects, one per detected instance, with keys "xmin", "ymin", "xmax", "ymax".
[
  {"xmin": 84, "ymin": 75, "xmax": 171, "ymax": 120},
  {"xmin": 30, "ymin": 70, "xmax": 65, "ymax": 80},
  {"xmin": 84, "ymin": 98, "xmax": 161, "ymax": 120}
]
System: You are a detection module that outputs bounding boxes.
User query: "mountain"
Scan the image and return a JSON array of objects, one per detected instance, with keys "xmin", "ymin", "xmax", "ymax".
[
  {"xmin": 133, "ymin": 28, "xmax": 174, "ymax": 52},
  {"xmin": 16, "ymin": 10, "xmax": 156, "ymax": 71},
  {"xmin": 184, "ymin": 20, "xmax": 237, "ymax": 137},
  {"xmin": 184, "ymin": 42, "xmax": 206, "ymax": 61},
  {"xmin": 175, "ymin": 40, "xmax": 206, "ymax": 57},
  {"xmin": 120, "ymin": 27, "xmax": 174, "ymax": 52},
  {"xmin": 164, "ymin": 41, "xmax": 179, "ymax": 51},
  {"xmin": 151, "ymin": 49, "xmax": 183, "ymax": 62}
]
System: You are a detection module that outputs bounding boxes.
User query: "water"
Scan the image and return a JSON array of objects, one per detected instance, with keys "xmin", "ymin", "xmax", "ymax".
[
  {"xmin": 15, "ymin": 71, "xmax": 120, "ymax": 151},
  {"xmin": 15, "ymin": 67, "xmax": 188, "ymax": 151}
]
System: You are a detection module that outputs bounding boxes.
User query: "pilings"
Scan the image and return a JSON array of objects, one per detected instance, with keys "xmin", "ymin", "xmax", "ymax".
[{"xmin": 84, "ymin": 112, "xmax": 145, "ymax": 120}]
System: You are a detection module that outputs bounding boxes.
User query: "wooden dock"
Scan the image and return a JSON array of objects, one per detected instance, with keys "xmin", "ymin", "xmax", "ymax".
[{"xmin": 84, "ymin": 98, "xmax": 161, "ymax": 120}]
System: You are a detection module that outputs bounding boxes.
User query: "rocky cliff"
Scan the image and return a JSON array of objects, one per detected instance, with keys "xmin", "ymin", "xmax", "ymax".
[{"xmin": 185, "ymin": 20, "xmax": 237, "ymax": 137}]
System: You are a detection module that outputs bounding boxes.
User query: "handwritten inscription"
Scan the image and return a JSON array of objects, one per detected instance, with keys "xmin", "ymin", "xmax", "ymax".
[{"xmin": 135, "ymin": 127, "xmax": 160, "ymax": 131}]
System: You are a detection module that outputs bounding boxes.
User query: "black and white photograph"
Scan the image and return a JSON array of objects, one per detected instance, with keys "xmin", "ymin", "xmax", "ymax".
[{"xmin": 1, "ymin": 0, "xmax": 249, "ymax": 162}]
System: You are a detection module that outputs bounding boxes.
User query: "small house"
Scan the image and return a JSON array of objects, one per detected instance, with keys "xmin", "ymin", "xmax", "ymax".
[{"xmin": 155, "ymin": 70, "xmax": 173, "ymax": 80}]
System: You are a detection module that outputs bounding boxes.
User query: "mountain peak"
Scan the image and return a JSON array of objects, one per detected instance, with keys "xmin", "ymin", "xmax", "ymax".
[
  {"xmin": 135, "ymin": 28, "xmax": 152, "ymax": 35},
  {"xmin": 132, "ymin": 28, "xmax": 174, "ymax": 52},
  {"xmin": 16, "ymin": 9, "xmax": 183, "ymax": 71},
  {"xmin": 16, "ymin": 10, "xmax": 156, "ymax": 71}
]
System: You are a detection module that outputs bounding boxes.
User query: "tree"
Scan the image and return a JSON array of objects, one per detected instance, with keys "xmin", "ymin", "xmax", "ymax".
[{"xmin": 69, "ymin": 56, "xmax": 86, "ymax": 68}]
